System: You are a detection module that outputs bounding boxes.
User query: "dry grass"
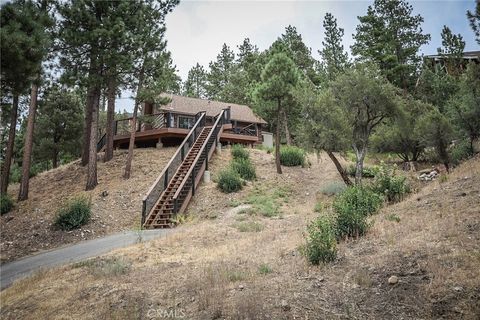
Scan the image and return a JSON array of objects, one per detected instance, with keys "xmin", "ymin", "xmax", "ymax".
[{"xmin": 1, "ymin": 150, "xmax": 479, "ymax": 319}]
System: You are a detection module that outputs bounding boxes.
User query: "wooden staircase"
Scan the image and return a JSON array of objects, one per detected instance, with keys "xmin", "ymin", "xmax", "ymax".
[
  {"xmin": 141, "ymin": 108, "xmax": 230, "ymax": 229},
  {"xmin": 143, "ymin": 126, "xmax": 212, "ymax": 228}
]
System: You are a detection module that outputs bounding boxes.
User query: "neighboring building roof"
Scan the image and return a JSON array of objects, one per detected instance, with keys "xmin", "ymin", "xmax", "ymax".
[
  {"xmin": 159, "ymin": 94, "xmax": 267, "ymax": 125},
  {"xmin": 424, "ymin": 50, "xmax": 480, "ymax": 60}
]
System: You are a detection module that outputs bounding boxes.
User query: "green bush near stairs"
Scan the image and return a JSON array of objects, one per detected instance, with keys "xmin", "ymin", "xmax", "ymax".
[
  {"xmin": 217, "ymin": 169, "xmax": 243, "ymax": 193},
  {"xmin": 231, "ymin": 158, "xmax": 256, "ymax": 181},
  {"xmin": 231, "ymin": 144, "xmax": 250, "ymax": 160}
]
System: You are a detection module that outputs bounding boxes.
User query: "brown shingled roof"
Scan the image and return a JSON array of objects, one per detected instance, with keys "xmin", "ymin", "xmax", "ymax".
[{"xmin": 159, "ymin": 94, "xmax": 267, "ymax": 125}]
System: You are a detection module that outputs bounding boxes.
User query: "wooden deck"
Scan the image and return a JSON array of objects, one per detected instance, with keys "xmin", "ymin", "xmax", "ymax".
[
  {"xmin": 97, "ymin": 110, "xmax": 263, "ymax": 151},
  {"xmin": 109, "ymin": 113, "xmax": 261, "ymax": 149}
]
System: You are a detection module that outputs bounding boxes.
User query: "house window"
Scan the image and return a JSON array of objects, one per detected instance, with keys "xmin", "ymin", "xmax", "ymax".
[{"xmin": 178, "ymin": 116, "xmax": 195, "ymax": 129}]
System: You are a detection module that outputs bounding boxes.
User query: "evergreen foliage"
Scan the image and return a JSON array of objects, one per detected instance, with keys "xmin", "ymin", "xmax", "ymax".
[
  {"xmin": 352, "ymin": 0, "xmax": 430, "ymax": 90},
  {"xmin": 34, "ymin": 87, "xmax": 84, "ymax": 168},
  {"xmin": 0, "ymin": 194, "xmax": 14, "ymax": 215},
  {"xmin": 183, "ymin": 63, "xmax": 208, "ymax": 98},
  {"xmin": 318, "ymin": 13, "xmax": 349, "ymax": 81}
]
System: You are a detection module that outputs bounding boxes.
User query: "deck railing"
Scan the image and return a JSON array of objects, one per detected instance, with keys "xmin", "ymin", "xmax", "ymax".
[
  {"xmin": 172, "ymin": 109, "xmax": 229, "ymax": 214},
  {"xmin": 141, "ymin": 111, "xmax": 206, "ymax": 225},
  {"xmin": 114, "ymin": 112, "xmax": 167, "ymax": 136},
  {"xmin": 232, "ymin": 123, "xmax": 258, "ymax": 136}
]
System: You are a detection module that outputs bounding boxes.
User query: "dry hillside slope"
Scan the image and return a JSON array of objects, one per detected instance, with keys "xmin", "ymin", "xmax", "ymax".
[
  {"xmin": 0, "ymin": 148, "xmax": 176, "ymax": 263},
  {"xmin": 1, "ymin": 149, "xmax": 479, "ymax": 319}
]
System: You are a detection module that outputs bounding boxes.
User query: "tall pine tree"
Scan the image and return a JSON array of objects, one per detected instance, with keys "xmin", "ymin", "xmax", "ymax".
[
  {"xmin": 352, "ymin": 0, "xmax": 430, "ymax": 91},
  {"xmin": 437, "ymin": 26, "xmax": 465, "ymax": 76},
  {"xmin": 318, "ymin": 13, "xmax": 349, "ymax": 82},
  {"xmin": 0, "ymin": 1, "xmax": 45, "ymax": 195},
  {"xmin": 183, "ymin": 63, "xmax": 207, "ymax": 98},
  {"xmin": 206, "ymin": 43, "xmax": 235, "ymax": 101},
  {"xmin": 254, "ymin": 53, "xmax": 300, "ymax": 174},
  {"xmin": 467, "ymin": 1, "xmax": 480, "ymax": 44}
]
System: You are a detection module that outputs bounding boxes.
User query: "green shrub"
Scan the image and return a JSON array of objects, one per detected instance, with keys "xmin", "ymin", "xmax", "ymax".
[
  {"xmin": 54, "ymin": 196, "xmax": 91, "ymax": 230},
  {"xmin": 1, "ymin": 194, "xmax": 14, "ymax": 215},
  {"xmin": 231, "ymin": 158, "xmax": 256, "ymax": 181},
  {"xmin": 319, "ymin": 181, "xmax": 347, "ymax": 196},
  {"xmin": 217, "ymin": 169, "xmax": 243, "ymax": 193},
  {"xmin": 450, "ymin": 139, "xmax": 472, "ymax": 165},
  {"xmin": 314, "ymin": 201, "xmax": 323, "ymax": 213},
  {"xmin": 245, "ymin": 193, "xmax": 280, "ymax": 217},
  {"xmin": 372, "ymin": 164, "xmax": 410, "ymax": 203},
  {"xmin": 333, "ymin": 186, "xmax": 383, "ymax": 239},
  {"xmin": 258, "ymin": 264, "xmax": 273, "ymax": 274},
  {"xmin": 304, "ymin": 215, "xmax": 337, "ymax": 264},
  {"xmin": 9, "ymin": 162, "xmax": 44, "ymax": 184},
  {"xmin": 231, "ymin": 144, "xmax": 249, "ymax": 160},
  {"xmin": 8, "ymin": 164, "xmax": 22, "ymax": 184},
  {"xmin": 347, "ymin": 164, "xmax": 378, "ymax": 178},
  {"xmin": 233, "ymin": 220, "xmax": 264, "ymax": 232},
  {"xmin": 279, "ymin": 146, "xmax": 305, "ymax": 167}
]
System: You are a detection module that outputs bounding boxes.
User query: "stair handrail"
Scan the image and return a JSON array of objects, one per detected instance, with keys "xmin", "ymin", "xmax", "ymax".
[
  {"xmin": 172, "ymin": 109, "xmax": 227, "ymax": 212},
  {"xmin": 142, "ymin": 111, "xmax": 206, "ymax": 224}
]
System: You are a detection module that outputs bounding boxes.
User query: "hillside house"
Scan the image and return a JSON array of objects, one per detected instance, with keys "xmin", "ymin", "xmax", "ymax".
[{"xmin": 104, "ymin": 94, "xmax": 267, "ymax": 150}]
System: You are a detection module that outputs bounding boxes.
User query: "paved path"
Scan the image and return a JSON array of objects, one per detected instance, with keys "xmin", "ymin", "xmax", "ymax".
[{"xmin": 0, "ymin": 229, "xmax": 172, "ymax": 290}]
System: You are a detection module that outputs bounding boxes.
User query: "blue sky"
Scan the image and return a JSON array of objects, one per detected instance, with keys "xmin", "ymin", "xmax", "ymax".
[{"xmin": 116, "ymin": 0, "xmax": 479, "ymax": 111}]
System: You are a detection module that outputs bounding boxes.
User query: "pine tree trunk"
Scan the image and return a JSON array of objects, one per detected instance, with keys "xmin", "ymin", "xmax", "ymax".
[
  {"xmin": 18, "ymin": 85, "xmax": 39, "ymax": 201},
  {"xmin": 52, "ymin": 149, "xmax": 58, "ymax": 169},
  {"xmin": 282, "ymin": 110, "xmax": 292, "ymax": 145},
  {"xmin": 275, "ymin": 100, "xmax": 282, "ymax": 174},
  {"xmin": 0, "ymin": 95, "xmax": 19, "ymax": 195},
  {"xmin": 124, "ymin": 66, "xmax": 145, "ymax": 179},
  {"xmin": 326, "ymin": 150, "xmax": 352, "ymax": 186},
  {"xmin": 124, "ymin": 105, "xmax": 138, "ymax": 179},
  {"xmin": 81, "ymin": 86, "xmax": 95, "ymax": 166},
  {"xmin": 105, "ymin": 74, "xmax": 116, "ymax": 162},
  {"xmin": 85, "ymin": 88, "xmax": 100, "ymax": 190}
]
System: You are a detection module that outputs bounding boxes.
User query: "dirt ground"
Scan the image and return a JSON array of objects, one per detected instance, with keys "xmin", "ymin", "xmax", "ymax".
[
  {"xmin": 1, "ymin": 148, "xmax": 479, "ymax": 319},
  {"xmin": 0, "ymin": 148, "xmax": 176, "ymax": 263}
]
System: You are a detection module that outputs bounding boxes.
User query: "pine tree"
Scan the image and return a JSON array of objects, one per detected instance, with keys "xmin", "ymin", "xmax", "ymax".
[
  {"xmin": 34, "ymin": 87, "xmax": 84, "ymax": 168},
  {"xmin": 219, "ymin": 38, "xmax": 262, "ymax": 106},
  {"xmin": 446, "ymin": 63, "xmax": 480, "ymax": 154},
  {"xmin": 206, "ymin": 43, "xmax": 235, "ymax": 101},
  {"xmin": 254, "ymin": 53, "xmax": 300, "ymax": 174},
  {"xmin": 437, "ymin": 26, "xmax": 465, "ymax": 75},
  {"xmin": 183, "ymin": 63, "xmax": 207, "ymax": 98},
  {"xmin": 352, "ymin": 0, "xmax": 430, "ymax": 91},
  {"xmin": 237, "ymin": 38, "xmax": 261, "ymax": 83},
  {"xmin": 467, "ymin": 1, "xmax": 480, "ymax": 44},
  {"xmin": 318, "ymin": 13, "xmax": 349, "ymax": 82},
  {"xmin": 103, "ymin": 1, "xmax": 147, "ymax": 162},
  {"xmin": 276, "ymin": 25, "xmax": 318, "ymax": 85},
  {"xmin": 18, "ymin": 1, "xmax": 54, "ymax": 201},
  {"xmin": 123, "ymin": 0, "xmax": 179, "ymax": 180},
  {"xmin": 0, "ymin": 1, "xmax": 46, "ymax": 195}
]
